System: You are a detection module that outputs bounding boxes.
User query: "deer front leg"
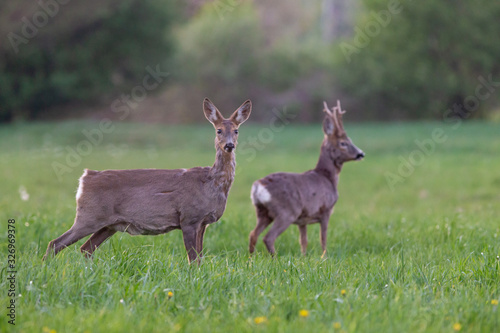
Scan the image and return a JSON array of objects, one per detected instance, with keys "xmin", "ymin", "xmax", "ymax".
[
  {"xmin": 320, "ymin": 219, "xmax": 329, "ymax": 258},
  {"xmin": 181, "ymin": 225, "xmax": 199, "ymax": 264},
  {"xmin": 298, "ymin": 225, "xmax": 308, "ymax": 256}
]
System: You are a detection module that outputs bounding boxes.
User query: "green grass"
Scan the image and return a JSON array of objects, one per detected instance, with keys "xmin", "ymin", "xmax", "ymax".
[{"xmin": 1, "ymin": 120, "xmax": 499, "ymax": 333}]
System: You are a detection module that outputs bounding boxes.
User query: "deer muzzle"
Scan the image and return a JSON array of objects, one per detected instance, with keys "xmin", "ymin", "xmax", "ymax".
[
  {"xmin": 224, "ymin": 143, "xmax": 235, "ymax": 152},
  {"xmin": 356, "ymin": 151, "xmax": 365, "ymax": 160}
]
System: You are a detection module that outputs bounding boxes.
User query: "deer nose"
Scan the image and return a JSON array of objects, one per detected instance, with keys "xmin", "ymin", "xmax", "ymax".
[
  {"xmin": 224, "ymin": 143, "xmax": 235, "ymax": 152},
  {"xmin": 356, "ymin": 152, "xmax": 365, "ymax": 160}
]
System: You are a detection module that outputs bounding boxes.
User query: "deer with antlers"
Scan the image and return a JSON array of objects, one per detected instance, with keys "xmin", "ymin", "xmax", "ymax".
[
  {"xmin": 44, "ymin": 98, "xmax": 251, "ymax": 264},
  {"xmin": 249, "ymin": 100, "xmax": 364, "ymax": 256}
]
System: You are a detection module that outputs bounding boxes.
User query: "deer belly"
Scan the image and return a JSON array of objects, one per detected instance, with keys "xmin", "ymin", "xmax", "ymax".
[
  {"xmin": 183, "ymin": 210, "xmax": 222, "ymax": 227},
  {"xmin": 294, "ymin": 203, "xmax": 333, "ymax": 225},
  {"xmin": 109, "ymin": 210, "xmax": 181, "ymax": 235},
  {"xmin": 294, "ymin": 216, "xmax": 321, "ymax": 225},
  {"xmin": 110, "ymin": 222, "xmax": 179, "ymax": 235}
]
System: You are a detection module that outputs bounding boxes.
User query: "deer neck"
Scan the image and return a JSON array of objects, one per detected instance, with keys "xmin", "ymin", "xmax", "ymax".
[
  {"xmin": 314, "ymin": 142, "xmax": 342, "ymax": 186},
  {"xmin": 209, "ymin": 147, "xmax": 236, "ymax": 196}
]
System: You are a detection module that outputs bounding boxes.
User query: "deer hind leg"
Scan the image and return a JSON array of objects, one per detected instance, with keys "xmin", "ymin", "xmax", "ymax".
[
  {"xmin": 262, "ymin": 215, "xmax": 295, "ymax": 256},
  {"xmin": 249, "ymin": 205, "xmax": 273, "ymax": 254},
  {"xmin": 80, "ymin": 227, "xmax": 117, "ymax": 258},
  {"xmin": 298, "ymin": 225, "xmax": 308, "ymax": 256},
  {"xmin": 43, "ymin": 224, "xmax": 94, "ymax": 260},
  {"xmin": 43, "ymin": 211, "xmax": 108, "ymax": 261}
]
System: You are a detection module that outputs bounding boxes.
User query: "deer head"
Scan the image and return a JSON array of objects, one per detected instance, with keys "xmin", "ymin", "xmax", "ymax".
[
  {"xmin": 204, "ymin": 98, "xmax": 252, "ymax": 153},
  {"xmin": 322, "ymin": 100, "xmax": 364, "ymax": 163}
]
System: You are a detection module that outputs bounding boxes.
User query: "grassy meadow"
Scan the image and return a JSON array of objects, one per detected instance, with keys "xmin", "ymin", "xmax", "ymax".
[{"xmin": 0, "ymin": 119, "xmax": 499, "ymax": 332}]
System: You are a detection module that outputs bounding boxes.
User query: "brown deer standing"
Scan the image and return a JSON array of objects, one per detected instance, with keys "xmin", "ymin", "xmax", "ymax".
[
  {"xmin": 44, "ymin": 98, "xmax": 251, "ymax": 264},
  {"xmin": 249, "ymin": 100, "xmax": 364, "ymax": 256}
]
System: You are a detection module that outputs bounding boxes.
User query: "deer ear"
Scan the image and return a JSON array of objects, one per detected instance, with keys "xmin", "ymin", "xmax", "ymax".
[
  {"xmin": 323, "ymin": 116, "xmax": 335, "ymax": 136},
  {"xmin": 203, "ymin": 98, "xmax": 224, "ymax": 126},
  {"xmin": 230, "ymin": 100, "xmax": 252, "ymax": 125}
]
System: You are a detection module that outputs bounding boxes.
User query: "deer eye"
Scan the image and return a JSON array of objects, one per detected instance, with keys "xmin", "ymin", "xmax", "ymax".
[
  {"xmin": 234, "ymin": 130, "xmax": 239, "ymax": 134},
  {"xmin": 340, "ymin": 141, "xmax": 348, "ymax": 148},
  {"xmin": 217, "ymin": 129, "xmax": 222, "ymax": 134}
]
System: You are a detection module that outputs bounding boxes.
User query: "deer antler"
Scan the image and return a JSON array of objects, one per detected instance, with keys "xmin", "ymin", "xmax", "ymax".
[
  {"xmin": 330, "ymin": 99, "xmax": 346, "ymax": 134},
  {"xmin": 323, "ymin": 101, "xmax": 334, "ymax": 117},
  {"xmin": 333, "ymin": 100, "xmax": 346, "ymax": 115},
  {"xmin": 324, "ymin": 100, "xmax": 346, "ymax": 133}
]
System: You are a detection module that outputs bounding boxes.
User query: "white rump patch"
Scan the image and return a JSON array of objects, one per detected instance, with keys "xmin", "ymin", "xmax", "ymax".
[
  {"xmin": 251, "ymin": 182, "xmax": 271, "ymax": 204},
  {"xmin": 76, "ymin": 169, "xmax": 88, "ymax": 201}
]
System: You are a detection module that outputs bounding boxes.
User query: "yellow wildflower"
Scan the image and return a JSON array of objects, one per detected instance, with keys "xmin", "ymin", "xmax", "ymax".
[
  {"xmin": 453, "ymin": 323, "xmax": 462, "ymax": 331},
  {"xmin": 299, "ymin": 309, "xmax": 310, "ymax": 318},
  {"xmin": 333, "ymin": 322, "xmax": 342, "ymax": 329},
  {"xmin": 167, "ymin": 291, "xmax": 174, "ymax": 298},
  {"xmin": 491, "ymin": 299, "xmax": 499, "ymax": 305},
  {"xmin": 341, "ymin": 289, "xmax": 346, "ymax": 296},
  {"xmin": 254, "ymin": 316, "xmax": 267, "ymax": 324}
]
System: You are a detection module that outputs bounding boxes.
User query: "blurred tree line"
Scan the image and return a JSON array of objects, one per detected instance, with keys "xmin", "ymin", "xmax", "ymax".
[
  {"xmin": 333, "ymin": 0, "xmax": 500, "ymax": 120},
  {"xmin": 0, "ymin": 0, "xmax": 179, "ymax": 122},
  {"xmin": 1, "ymin": 0, "xmax": 499, "ymax": 123}
]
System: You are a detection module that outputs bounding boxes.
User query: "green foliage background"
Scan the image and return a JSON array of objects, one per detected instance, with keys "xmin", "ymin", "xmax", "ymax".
[
  {"xmin": 0, "ymin": 0, "xmax": 499, "ymax": 121},
  {"xmin": 172, "ymin": 2, "xmax": 330, "ymax": 121},
  {"xmin": 333, "ymin": 0, "xmax": 500, "ymax": 120},
  {"xmin": 0, "ymin": 0, "xmax": 179, "ymax": 121}
]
